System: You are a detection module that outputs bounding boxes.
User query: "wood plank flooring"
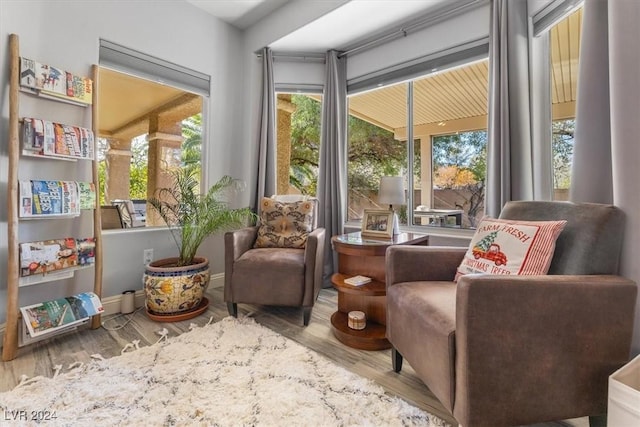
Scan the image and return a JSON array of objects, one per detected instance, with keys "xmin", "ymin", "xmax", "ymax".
[{"xmin": 0, "ymin": 286, "xmax": 588, "ymax": 427}]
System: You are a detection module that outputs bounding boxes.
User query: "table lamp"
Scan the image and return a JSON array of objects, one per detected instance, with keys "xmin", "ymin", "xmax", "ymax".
[{"xmin": 378, "ymin": 176, "xmax": 405, "ymax": 235}]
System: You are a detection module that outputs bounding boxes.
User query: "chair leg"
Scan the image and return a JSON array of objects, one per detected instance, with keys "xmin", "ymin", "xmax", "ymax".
[
  {"xmin": 588, "ymin": 414, "xmax": 606, "ymax": 427},
  {"xmin": 303, "ymin": 307, "xmax": 312, "ymax": 326},
  {"xmin": 392, "ymin": 347, "xmax": 403, "ymax": 373},
  {"xmin": 227, "ymin": 302, "xmax": 237, "ymax": 317}
]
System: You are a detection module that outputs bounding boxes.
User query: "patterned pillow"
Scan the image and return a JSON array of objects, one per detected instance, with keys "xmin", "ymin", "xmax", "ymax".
[
  {"xmin": 254, "ymin": 198, "xmax": 316, "ymax": 249},
  {"xmin": 455, "ymin": 217, "xmax": 567, "ymax": 280}
]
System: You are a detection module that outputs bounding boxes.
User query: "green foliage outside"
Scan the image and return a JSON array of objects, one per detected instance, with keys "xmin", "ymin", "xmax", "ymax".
[
  {"xmin": 97, "ymin": 113, "xmax": 202, "ymax": 205},
  {"xmin": 288, "ymin": 94, "xmax": 405, "ymax": 204},
  {"xmin": 552, "ymin": 119, "xmax": 574, "ymax": 189},
  {"xmin": 432, "ymin": 131, "xmax": 487, "ymax": 225}
]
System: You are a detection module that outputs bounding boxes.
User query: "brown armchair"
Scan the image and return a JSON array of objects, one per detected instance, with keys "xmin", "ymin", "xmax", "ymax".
[
  {"xmin": 224, "ymin": 197, "xmax": 326, "ymax": 326},
  {"xmin": 386, "ymin": 201, "xmax": 638, "ymax": 427}
]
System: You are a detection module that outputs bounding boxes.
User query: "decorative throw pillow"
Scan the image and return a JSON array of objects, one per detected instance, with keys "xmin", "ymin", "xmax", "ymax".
[
  {"xmin": 253, "ymin": 197, "xmax": 316, "ymax": 249},
  {"xmin": 455, "ymin": 217, "xmax": 567, "ymax": 280}
]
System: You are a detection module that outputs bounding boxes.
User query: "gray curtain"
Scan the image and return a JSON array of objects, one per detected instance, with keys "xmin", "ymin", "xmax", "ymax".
[
  {"xmin": 255, "ymin": 47, "xmax": 276, "ymax": 211},
  {"xmin": 571, "ymin": 0, "xmax": 640, "ymax": 354},
  {"xmin": 485, "ymin": 0, "xmax": 534, "ymax": 217},
  {"xmin": 317, "ymin": 50, "xmax": 347, "ymax": 287},
  {"xmin": 569, "ymin": 0, "xmax": 612, "ymax": 203}
]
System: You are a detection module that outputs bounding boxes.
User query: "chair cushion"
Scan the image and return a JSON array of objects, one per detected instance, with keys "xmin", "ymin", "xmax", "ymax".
[
  {"xmin": 387, "ymin": 281, "xmax": 457, "ymax": 412},
  {"xmin": 230, "ymin": 248, "xmax": 305, "ymax": 306},
  {"xmin": 254, "ymin": 197, "xmax": 316, "ymax": 249},
  {"xmin": 455, "ymin": 217, "xmax": 566, "ymax": 280}
]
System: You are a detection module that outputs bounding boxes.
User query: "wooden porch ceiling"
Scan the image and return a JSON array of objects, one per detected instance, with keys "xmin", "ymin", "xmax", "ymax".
[
  {"xmin": 97, "ymin": 68, "xmax": 201, "ymax": 141},
  {"xmin": 347, "ymin": 8, "xmax": 582, "ymax": 139}
]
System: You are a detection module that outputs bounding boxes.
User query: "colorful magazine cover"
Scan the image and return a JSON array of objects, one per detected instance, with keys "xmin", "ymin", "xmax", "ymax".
[
  {"xmin": 19, "ymin": 237, "xmax": 78, "ymax": 277},
  {"xmin": 20, "ymin": 292, "xmax": 103, "ymax": 338},
  {"xmin": 60, "ymin": 180, "xmax": 80, "ymax": 215},
  {"xmin": 19, "ymin": 57, "xmax": 38, "ymax": 88},
  {"xmin": 78, "ymin": 182, "xmax": 96, "ymax": 209},
  {"xmin": 77, "ymin": 237, "xmax": 96, "ymax": 266},
  {"xmin": 38, "ymin": 63, "xmax": 66, "ymax": 96},
  {"xmin": 31, "ymin": 180, "xmax": 63, "ymax": 216}
]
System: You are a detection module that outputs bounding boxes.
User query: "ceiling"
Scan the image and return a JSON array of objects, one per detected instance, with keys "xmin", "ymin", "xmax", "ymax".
[
  {"xmin": 185, "ymin": 0, "xmax": 291, "ymax": 30},
  {"xmin": 269, "ymin": 0, "xmax": 449, "ymax": 53},
  {"xmin": 98, "ymin": 68, "xmax": 201, "ymax": 139}
]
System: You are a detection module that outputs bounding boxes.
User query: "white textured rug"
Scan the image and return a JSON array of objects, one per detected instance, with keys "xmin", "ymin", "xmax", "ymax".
[{"xmin": 0, "ymin": 316, "xmax": 448, "ymax": 426}]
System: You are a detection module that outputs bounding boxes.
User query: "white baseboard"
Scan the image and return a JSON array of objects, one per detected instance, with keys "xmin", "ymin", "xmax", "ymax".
[{"xmin": 0, "ymin": 272, "xmax": 224, "ymax": 350}]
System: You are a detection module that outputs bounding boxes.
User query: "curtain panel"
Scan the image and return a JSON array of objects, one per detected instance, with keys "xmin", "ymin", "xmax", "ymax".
[
  {"xmin": 317, "ymin": 50, "xmax": 347, "ymax": 287},
  {"xmin": 571, "ymin": 0, "xmax": 640, "ymax": 354},
  {"xmin": 255, "ymin": 47, "xmax": 277, "ymax": 211},
  {"xmin": 486, "ymin": 0, "xmax": 535, "ymax": 217}
]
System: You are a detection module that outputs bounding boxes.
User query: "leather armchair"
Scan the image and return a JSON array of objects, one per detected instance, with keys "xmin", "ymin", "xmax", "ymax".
[
  {"xmin": 224, "ymin": 198, "xmax": 326, "ymax": 326},
  {"xmin": 386, "ymin": 201, "xmax": 638, "ymax": 427}
]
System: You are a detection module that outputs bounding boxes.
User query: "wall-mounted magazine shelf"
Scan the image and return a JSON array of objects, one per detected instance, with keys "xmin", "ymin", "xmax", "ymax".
[
  {"xmin": 19, "ymin": 87, "xmax": 91, "ymax": 107},
  {"xmin": 19, "ymin": 317, "xmax": 88, "ymax": 348},
  {"xmin": 22, "ymin": 150, "xmax": 79, "ymax": 162},
  {"xmin": 18, "ymin": 264, "xmax": 94, "ymax": 287},
  {"xmin": 19, "ymin": 213, "xmax": 81, "ymax": 220},
  {"xmin": 3, "ymin": 33, "xmax": 103, "ymax": 361},
  {"xmin": 19, "ymin": 292, "xmax": 103, "ymax": 342}
]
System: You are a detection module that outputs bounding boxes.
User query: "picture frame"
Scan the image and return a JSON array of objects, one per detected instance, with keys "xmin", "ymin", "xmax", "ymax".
[{"xmin": 361, "ymin": 209, "xmax": 394, "ymax": 238}]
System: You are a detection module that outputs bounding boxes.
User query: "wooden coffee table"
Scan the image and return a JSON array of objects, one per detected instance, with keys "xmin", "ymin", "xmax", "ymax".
[{"xmin": 330, "ymin": 231, "xmax": 429, "ymax": 350}]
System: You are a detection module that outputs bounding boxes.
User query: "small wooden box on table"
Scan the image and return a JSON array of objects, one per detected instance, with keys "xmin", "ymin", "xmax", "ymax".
[{"xmin": 330, "ymin": 231, "xmax": 429, "ymax": 350}]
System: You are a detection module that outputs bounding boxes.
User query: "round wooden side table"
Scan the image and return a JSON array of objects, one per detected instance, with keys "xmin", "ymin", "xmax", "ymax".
[{"xmin": 330, "ymin": 231, "xmax": 429, "ymax": 350}]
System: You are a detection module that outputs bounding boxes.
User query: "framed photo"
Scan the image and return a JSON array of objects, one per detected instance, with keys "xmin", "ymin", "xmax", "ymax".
[{"xmin": 361, "ymin": 209, "xmax": 394, "ymax": 238}]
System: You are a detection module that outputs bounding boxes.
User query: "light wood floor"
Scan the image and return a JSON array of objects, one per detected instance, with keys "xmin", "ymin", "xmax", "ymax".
[{"xmin": 1, "ymin": 286, "xmax": 588, "ymax": 427}]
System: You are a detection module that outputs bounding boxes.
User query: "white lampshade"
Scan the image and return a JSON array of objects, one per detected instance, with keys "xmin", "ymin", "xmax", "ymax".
[{"xmin": 378, "ymin": 176, "xmax": 405, "ymax": 206}]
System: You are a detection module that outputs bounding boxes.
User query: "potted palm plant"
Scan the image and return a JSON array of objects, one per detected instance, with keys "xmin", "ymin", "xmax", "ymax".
[{"xmin": 143, "ymin": 166, "xmax": 254, "ymax": 321}]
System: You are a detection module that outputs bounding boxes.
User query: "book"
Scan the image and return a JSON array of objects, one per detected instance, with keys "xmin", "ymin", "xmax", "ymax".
[
  {"xmin": 344, "ymin": 275, "xmax": 372, "ymax": 286},
  {"xmin": 20, "ymin": 292, "xmax": 104, "ymax": 338},
  {"xmin": 19, "ymin": 238, "xmax": 78, "ymax": 276}
]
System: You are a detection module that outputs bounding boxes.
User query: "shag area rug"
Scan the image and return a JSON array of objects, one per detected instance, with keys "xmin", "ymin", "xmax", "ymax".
[{"xmin": 0, "ymin": 316, "xmax": 448, "ymax": 426}]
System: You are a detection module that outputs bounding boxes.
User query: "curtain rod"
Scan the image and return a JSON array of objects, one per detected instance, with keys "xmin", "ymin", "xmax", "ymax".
[
  {"xmin": 338, "ymin": 0, "xmax": 487, "ymax": 58},
  {"xmin": 255, "ymin": 51, "xmax": 326, "ymax": 63}
]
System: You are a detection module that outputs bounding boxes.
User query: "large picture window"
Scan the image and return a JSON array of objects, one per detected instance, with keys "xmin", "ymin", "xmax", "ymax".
[
  {"xmin": 275, "ymin": 93, "xmax": 323, "ymax": 196},
  {"xmin": 97, "ymin": 67, "xmax": 204, "ymax": 229},
  {"xmin": 347, "ymin": 58, "xmax": 488, "ymax": 230}
]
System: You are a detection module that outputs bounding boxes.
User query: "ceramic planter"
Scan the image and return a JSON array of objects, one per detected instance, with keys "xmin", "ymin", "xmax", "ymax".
[{"xmin": 143, "ymin": 256, "xmax": 210, "ymax": 316}]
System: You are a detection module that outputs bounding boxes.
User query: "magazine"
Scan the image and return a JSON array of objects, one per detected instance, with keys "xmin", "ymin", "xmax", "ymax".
[
  {"xmin": 19, "ymin": 236, "xmax": 96, "ymax": 276},
  {"xmin": 77, "ymin": 237, "xmax": 96, "ymax": 265},
  {"xmin": 21, "ymin": 117, "xmax": 94, "ymax": 160},
  {"xmin": 20, "ymin": 292, "xmax": 104, "ymax": 338},
  {"xmin": 19, "ymin": 57, "xmax": 93, "ymax": 104},
  {"xmin": 19, "ymin": 238, "xmax": 78, "ymax": 277},
  {"xmin": 19, "ymin": 180, "xmax": 80, "ymax": 217},
  {"xmin": 78, "ymin": 182, "xmax": 96, "ymax": 209}
]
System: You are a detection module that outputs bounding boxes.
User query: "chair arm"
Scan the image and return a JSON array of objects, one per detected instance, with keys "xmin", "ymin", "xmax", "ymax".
[
  {"xmin": 454, "ymin": 274, "xmax": 638, "ymax": 425},
  {"xmin": 224, "ymin": 227, "xmax": 258, "ymax": 295},
  {"xmin": 385, "ymin": 246, "xmax": 467, "ymax": 287},
  {"xmin": 303, "ymin": 227, "xmax": 326, "ymax": 306}
]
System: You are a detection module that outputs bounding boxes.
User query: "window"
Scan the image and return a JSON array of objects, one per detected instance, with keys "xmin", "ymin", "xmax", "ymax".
[
  {"xmin": 275, "ymin": 93, "xmax": 322, "ymax": 196},
  {"xmin": 347, "ymin": 82, "xmax": 407, "ymax": 222},
  {"xmin": 549, "ymin": 7, "xmax": 582, "ymax": 200},
  {"xmin": 347, "ymin": 59, "xmax": 488, "ymax": 229},
  {"xmin": 97, "ymin": 67, "xmax": 203, "ymax": 228}
]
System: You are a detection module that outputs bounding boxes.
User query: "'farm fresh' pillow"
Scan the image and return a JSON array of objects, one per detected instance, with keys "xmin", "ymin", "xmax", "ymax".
[{"xmin": 455, "ymin": 217, "xmax": 567, "ymax": 280}]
